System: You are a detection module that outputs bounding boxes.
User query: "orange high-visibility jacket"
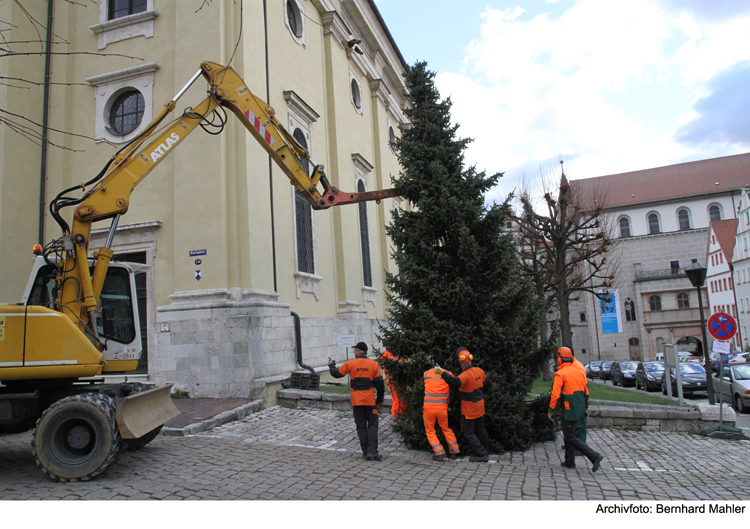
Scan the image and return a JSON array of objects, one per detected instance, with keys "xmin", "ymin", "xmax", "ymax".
[
  {"xmin": 549, "ymin": 362, "xmax": 588, "ymax": 421},
  {"xmin": 330, "ymin": 357, "xmax": 384, "ymax": 406},
  {"xmin": 572, "ymin": 358, "xmax": 589, "ymax": 396},
  {"xmin": 442, "ymin": 366, "xmax": 487, "ymax": 420},
  {"xmin": 423, "ymin": 368, "xmax": 453, "ymax": 410},
  {"xmin": 380, "ymin": 349, "xmax": 405, "ymax": 384}
]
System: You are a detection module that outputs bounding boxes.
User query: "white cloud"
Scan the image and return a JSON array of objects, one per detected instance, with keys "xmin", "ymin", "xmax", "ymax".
[{"xmin": 437, "ymin": 0, "xmax": 750, "ymax": 187}]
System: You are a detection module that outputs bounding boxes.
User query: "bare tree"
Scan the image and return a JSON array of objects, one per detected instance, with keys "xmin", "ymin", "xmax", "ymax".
[{"xmin": 513, "ymin": 162, "xmax": 618, "ymax": 356}]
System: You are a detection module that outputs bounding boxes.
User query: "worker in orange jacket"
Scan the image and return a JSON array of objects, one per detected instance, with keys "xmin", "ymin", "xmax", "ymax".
[
  {"xmin": 423, "ymin": 355, "xmax": 460, "ymax": 461},
  {"xmin": 549, "ymin": 347, "xmax": 603, "ymax": 471},
  {"xmin": 329, "ymin": 342, "xmax": 385, "ymax": 461},
  {"xmin": 435, "ymin": 347, "xmax": 491, "ymax": 462},
  {"xmin": 380, "ymin": 348, "xmax": 407, "ymax": 418}
]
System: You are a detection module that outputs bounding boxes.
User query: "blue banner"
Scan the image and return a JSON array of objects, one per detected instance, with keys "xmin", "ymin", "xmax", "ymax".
[{"xmin": 600, "ymin": 289, "xmax": 622, "ymax": 334}]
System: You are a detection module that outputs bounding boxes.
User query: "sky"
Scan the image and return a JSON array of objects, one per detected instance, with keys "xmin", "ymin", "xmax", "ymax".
[{"xmin": 374, "ymin": 0, "xmax": 750, "ymax": 203}]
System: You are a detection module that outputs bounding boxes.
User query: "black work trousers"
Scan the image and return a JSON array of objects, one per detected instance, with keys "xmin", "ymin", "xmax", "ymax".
[
  {"xmin": 561, "ymin": 420, "xmax": 599, "ymax": 468},
  {"xmin": 352, "ymin": 405, "xmax": 379, "ymax": 456},
  {"xmin": 461, "ymin": 415, "xmax": 489, "ymax": 457}
]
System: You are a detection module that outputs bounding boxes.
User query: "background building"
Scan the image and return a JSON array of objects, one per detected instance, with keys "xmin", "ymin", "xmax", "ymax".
[
  {"xmin": 705, "ymin": 219, "xmax": 741, "ymax": 351},
  {"xmin": 569, "ymin": 153, "xmax": 750, "ymax": 364},
  {"xmin": 0, "ymin": 0, "xmax": 408, "ymax": 399},
  {"xmin": 731, "ymin": 187, "xmax": 750, "ymax": 351}
]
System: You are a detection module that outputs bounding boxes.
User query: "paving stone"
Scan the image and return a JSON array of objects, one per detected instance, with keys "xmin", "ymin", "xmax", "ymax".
[{"xmin": 2, "ymin": 406, "xmax": 750, "ymax": 501}]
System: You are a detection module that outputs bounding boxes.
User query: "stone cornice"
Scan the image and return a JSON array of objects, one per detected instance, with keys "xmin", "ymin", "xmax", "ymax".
[
  {"xmin": 369, "ymin": 78, "xmax": 391, "ymax": 110},
  {"xmin": 283, "ymin": 90, "xmax": 320, "ymax": 123},
  {"xmin": 320, "ymin": 11, "xmax": 350, "ymax": 50},
  {"xmin": 89, "ymin": 9, "xmax": 159, "ymax": 35},
  {"xmin": 86, "ymin": 62, "xmax": 160, "ymax": 86},
  {"xmin": 352, "ymin": 153, "xmax": 374, "ymax": 174}
]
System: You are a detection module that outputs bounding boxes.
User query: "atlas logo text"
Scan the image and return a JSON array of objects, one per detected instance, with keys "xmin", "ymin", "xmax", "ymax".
[{"xmin": 151, "ymin": 132, "xmax": 180, "ymax": 162}]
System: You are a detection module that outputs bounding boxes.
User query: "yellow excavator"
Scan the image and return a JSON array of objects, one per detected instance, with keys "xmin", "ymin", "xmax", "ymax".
[{"xmin": 0, "ymin": 62, "xmax": 399, "ymax": 481}]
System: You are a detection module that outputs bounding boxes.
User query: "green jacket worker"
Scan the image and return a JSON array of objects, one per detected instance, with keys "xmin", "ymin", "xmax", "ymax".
[{"xmin": 549, "ymin": 347, "xmax": 604, "ymax": 471}]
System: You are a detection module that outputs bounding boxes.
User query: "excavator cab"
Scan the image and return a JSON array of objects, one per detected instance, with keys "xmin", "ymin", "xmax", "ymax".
[{"xmin": 22, "ymin": 256, "xmax": 146, "ymax": 371}]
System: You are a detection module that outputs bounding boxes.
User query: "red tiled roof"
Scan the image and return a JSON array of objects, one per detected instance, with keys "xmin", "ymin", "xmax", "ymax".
[
  {"xmin": 710, "ymin": 219, "xmax": 738, "ymax": 263},
  {"xmin": 569, "ymin": 153, "xmax": 750, "ymax": 210}
]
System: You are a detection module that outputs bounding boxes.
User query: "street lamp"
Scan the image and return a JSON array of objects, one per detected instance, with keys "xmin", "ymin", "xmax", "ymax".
[{"xmin": 684, "ymin": 258, "xmax": 716, "ymax": 405}]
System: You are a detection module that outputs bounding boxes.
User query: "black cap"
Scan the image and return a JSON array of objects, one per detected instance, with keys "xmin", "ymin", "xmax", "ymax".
[
  {"xmin": 355, "ymin": 342, "xmax": 368, "ymax": 353},
  {"xmin": 434, "ymin": 355, "xmax": 445, "ymax": 367}
]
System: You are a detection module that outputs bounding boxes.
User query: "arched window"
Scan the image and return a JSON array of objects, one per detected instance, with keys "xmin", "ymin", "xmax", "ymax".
[
  {"xmin": 619, "ymin": 217, "xmax": 631, "ymax": 238},
  {"xmin": 624, "ymin": 298, "xmax": 636, "ymax": 322},
  {"xmin": 709, "ymin": 205, "xmax": 721, "ymax": 222},
  {"xmin": 677, "ymin": 293, "xmax": 690, "ymax": 309},
  {"xmin": 293, "ymin": 129, "xmax": 314, "ymax": 274},
  {"xmin": 629, "ymin": 338, "xmax": 640, "ymax": 346},
  {"xmin": 580, "ymin": 312, "xmax": 587, "ymax": 322},
  {"xmin": 678, "ymin": 209, "xmax": 691, "ymax": 231},
  {"xmin": 389, "ymin": 125, "xmax": 397, "ymax": 154},
  {"xmin": 357, "ymin": 180, "xmax": 372, "ymax": 287},
  {"xmin": 649, "ymin": 295, "xmax": 662, "ymax": 311},
  {"xmin": 648, "ymin": 213, "xmax": 660, "ymax": 235}
]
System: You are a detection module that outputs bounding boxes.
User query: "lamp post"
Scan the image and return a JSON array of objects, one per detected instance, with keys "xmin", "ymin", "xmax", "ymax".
[{"xmin": 684, "ymin": 258, "xmax": 716, "ymax": 405}]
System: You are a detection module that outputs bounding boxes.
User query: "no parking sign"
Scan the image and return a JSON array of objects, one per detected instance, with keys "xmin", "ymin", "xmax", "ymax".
[{"xmin": 707, "ymin": 312, "xmax": 737, "ymax": 341}]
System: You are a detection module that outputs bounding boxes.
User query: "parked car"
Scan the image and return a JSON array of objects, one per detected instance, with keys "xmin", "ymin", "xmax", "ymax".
[
  {"xmin": 713, "ymin": 364, "xmax": 750, "ymax": 413},
  {"xmin": 610, "ymin": 361, "xmax": 639, "ymax": 387},
  {"xmin": 586, "ymin": 361, "xmax": 602, "ymax": 379},
  {"xmin": 635, "ymin": 361, "xmax": 665, "ymax": 392},
  {"xmin": 707, "ymin": 352, "xmax": 732, "ymax": 372},
  {"xmin": 598, "ymin": 361, "xmax": 614, "ymax": 381},
  {"xmin": 728, "ymin": 352, "xmax": 750, "ymax": 364},
  {"xmin": 681, "ymin": 355, "xmax": 703, "ymax": 364},
  {"xmin": 661, "ymin": 363, "xmax": 708, "ymax": 396}
]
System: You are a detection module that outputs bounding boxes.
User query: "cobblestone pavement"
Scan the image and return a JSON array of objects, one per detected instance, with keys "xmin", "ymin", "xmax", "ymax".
[{"xmin": 1, "ymin": 406, "xmax": 750, "ymax": 501}]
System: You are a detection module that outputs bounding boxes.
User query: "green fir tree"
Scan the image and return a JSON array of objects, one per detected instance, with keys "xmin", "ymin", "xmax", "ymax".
[{"xmin": 380, "ymin": 62, "xmax": 555, "ymax": 453}]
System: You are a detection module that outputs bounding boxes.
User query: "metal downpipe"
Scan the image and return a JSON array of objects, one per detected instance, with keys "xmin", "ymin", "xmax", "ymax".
[
  {"xmin": 290, "ymin": 311, "xmax": 315, "ymax": 374},
  {"xmin": 39, "ymin": 0, "xmax": 54, "ymax": 244}
]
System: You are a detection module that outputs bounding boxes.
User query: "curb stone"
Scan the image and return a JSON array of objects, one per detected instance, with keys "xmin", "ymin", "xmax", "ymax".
[{"xmin": 161, "ymin": 399, "xmax": 264, "ymax": 436}]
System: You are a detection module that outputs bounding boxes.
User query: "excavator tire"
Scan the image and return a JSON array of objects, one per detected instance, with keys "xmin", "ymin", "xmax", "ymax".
[
  {"xmin": 121, "ymin": 382, "xmax": 163, "ymax": 451},
  {"xmin": 31, "ymin": 393, "xmax": 122, "ymax": 482}
]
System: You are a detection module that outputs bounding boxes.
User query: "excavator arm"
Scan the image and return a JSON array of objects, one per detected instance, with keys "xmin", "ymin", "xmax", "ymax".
[{"xmin": 51, "ymin": 61, "xmax": 399, "ymax": 353}]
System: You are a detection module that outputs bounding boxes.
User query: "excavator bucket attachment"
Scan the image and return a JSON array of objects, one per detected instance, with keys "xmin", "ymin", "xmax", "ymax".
[{"xmin": 115, "ymin": 384, "xmax": 180, "ymax": 439}]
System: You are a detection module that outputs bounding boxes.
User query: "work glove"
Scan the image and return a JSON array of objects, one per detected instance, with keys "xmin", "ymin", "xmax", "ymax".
[
  {"xmin": 547, "ymin": 411, "xmax": 554, "ymax": 421},
  {"xmin": 327, "ymin": 357, "xmax": 336, "ymax": 367},
  {"xmin": 434, "ymin": 366, "xmax": 445, "ymax": 375},
  {"xmin": 376, "ymin": 395, "xmax": 384, "ymax": 405},
  {"xmin": 583, "ymin": 410, "xmax": 589, "ymax": 420}
]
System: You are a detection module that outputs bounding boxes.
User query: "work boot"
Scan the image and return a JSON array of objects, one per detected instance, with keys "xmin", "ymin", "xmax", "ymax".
[
  {"xmin": 366, "ymin": 454, "xmax": 383, "ymax": 461},
  {"xmin": 447, "ymin": 453, "xmax": 461, "ymax": 460},
  {"xmin": 561, "ymin": 462, "xmax": 575, "ymax": 469},
  {"xmin": 591, "ymin": 453, "xmax": 604, "ymax": 472},
  {"xmin": 469, "ymin": 454, "xmax": 489, "ymax": 463},
  {"xmin": 432, "ymin": 454, "xmax": 446, "ymax": 462}
]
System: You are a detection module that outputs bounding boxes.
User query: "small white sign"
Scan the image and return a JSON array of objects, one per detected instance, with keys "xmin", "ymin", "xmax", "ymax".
[
  {"xmin": 160, "ymin": 323, "xmax": 170, "ymax": 333},
  {"xmin": 338, "ymin": 335, "xmax": 356, "ymax": 348},
  {"xmin": 713, "ymin": 341, "xmax": 731, "ymax": 354}
]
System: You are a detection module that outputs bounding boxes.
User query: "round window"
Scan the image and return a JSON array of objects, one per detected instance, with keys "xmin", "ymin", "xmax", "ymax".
[
  {"xmin": 287, "ymin": 0, "xmax": 302, "ymax": 38},
  {"xmin": 108, "ymin": 90, "xmax": 145, "ymax": 136},
  {"xmin": 351, "ymin": 79, "xmax": 361, "ymax": 109}
]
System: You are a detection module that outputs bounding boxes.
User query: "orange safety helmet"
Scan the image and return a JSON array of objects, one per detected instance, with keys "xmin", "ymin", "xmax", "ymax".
[
  {"xmin": 457, "ymin": 347, "xmax": 473, "ymax": 363},
  {"xmin": 555, "ymin": 347, "xmax": 573, "ymax": 368}
]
